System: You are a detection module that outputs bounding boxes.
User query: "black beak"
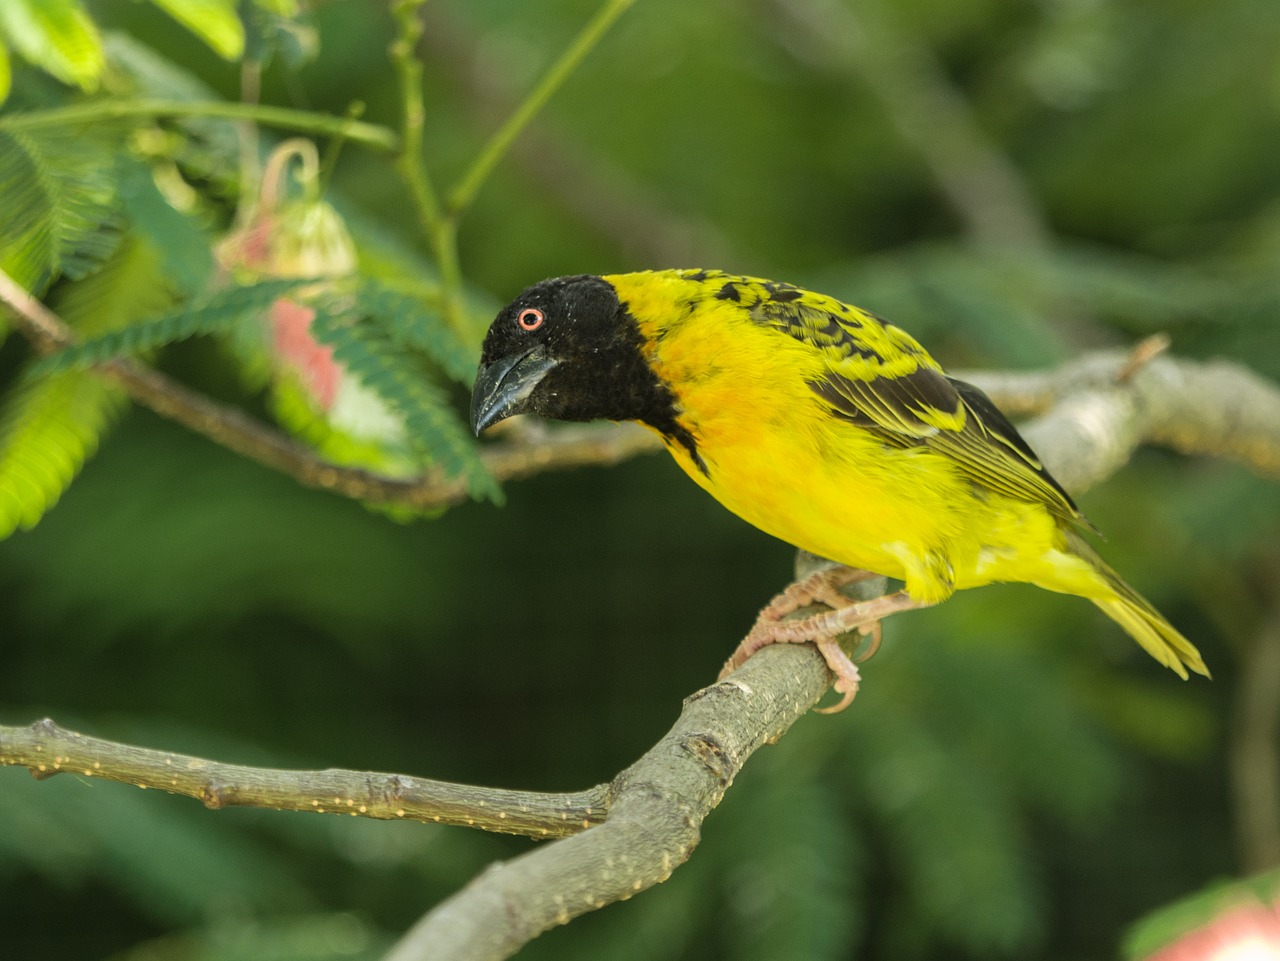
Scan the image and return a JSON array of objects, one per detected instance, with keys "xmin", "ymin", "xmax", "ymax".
[{"xmin": 470, "ymin": 348, "xmax": 559, "ymax": 435}]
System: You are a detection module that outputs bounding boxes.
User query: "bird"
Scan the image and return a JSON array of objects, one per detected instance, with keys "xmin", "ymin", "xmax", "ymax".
[{"xmin": 470, "ymin": 268, "xmax": 1209, "ymax": 711}]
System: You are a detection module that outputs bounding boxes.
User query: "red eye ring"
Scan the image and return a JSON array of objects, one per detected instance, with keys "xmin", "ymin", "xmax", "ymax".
[{"xmin": 517, "ymin": 307, "xmax": 545, "ymax": 331}]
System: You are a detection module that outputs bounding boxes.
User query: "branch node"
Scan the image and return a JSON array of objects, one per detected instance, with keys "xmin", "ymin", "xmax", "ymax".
[
  {"xmin": 679, "ymin": 732, "xmax": 735, "ymax": 787},
  {"xmin": 201, "ymin": 782, "xmax": 229, "ymax": 809},
  {"xmin": 382, "ymin": 774, "xmax": 410, "ymax": 804},
  {"xmin": 34, "ymin": 717, "xmax": 59, "ymax": 737},
  {"xmin": 1116, "ymin": 333, "xmax": 1172, "ymax": 383}
]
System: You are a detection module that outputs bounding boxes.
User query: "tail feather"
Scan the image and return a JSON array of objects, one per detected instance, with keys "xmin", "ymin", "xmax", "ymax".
[{"xmin": 1065, "ymin": 532, "xmax": 1210, "ymax": 679}]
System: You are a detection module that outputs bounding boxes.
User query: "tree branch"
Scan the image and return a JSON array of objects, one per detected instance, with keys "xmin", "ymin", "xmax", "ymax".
[
  {"xmin": 0, "ymin": 718, "xmax": 608, "ymax": 838},
  {"xmin": 2, "ymin": 268, "xmax": 1278, "ymax": 528},
  {"xmin": 3, "ymin": 334, "xmax": 1275, "ymax": 959},
  {"xmin": 959, "ymin": 342, "xmax": 1280, "ymax": 482},
  {"xmin": 384, "ymin": 644, "xmax": 829, "ymax": 961},
  {"xmin": 0, "ymin": 642, "xmax": 830, "ymax": 961}
]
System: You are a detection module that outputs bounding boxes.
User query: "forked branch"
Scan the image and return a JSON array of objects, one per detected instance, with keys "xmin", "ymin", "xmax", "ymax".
[
  {"xmin": 2, "ymin": 336, "xmax": 1277, "ymax": 960},
  {"xmin": 2, "ymin": 254, "xmax": 1279, "ymax": 961}
]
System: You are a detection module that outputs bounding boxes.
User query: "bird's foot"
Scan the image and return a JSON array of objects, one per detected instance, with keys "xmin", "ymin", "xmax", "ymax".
[
  {"xmin": 720, "ymin": 567, "xmax": 882, "ymax": 678},
  {"xmin": 754, "ymin": 565, "xmax": 883, "ymax": 623},
  {"xmin": 720, "ymin": 578, "xmax": 924, "ymax": 714}
]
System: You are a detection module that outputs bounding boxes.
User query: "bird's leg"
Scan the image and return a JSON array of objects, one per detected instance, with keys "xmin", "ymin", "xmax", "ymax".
[
  {"xmin": 752, "ymin": 565, "xmax": 882, "ymax": 624},
  {"xmin": 721, "ymin": 585, "xmax": 928, "ymax": 713}
]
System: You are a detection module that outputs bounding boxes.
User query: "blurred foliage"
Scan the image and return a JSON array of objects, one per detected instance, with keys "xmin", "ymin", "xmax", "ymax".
[{"xmin": 1, "ymin": 0, "xmax": 1277, "ymax": 960}]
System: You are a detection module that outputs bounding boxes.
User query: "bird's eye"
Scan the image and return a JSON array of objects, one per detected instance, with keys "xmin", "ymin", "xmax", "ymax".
[{"xmin": 517, "ymin": 307, "xmax": 545, "ymax": 331}]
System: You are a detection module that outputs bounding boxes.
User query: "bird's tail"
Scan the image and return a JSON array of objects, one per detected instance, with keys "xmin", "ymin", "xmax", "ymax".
[{"xmin": 1062, "ymin": 531, "xmax": 1209, "ymax": 680}]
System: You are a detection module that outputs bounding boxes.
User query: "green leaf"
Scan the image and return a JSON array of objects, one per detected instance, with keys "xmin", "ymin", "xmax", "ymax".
[
  {"xmin": 1124, "ymin": 868, "xmax": 1280, "ymax": 960},
  {"xmin": 357, "ymin": 279, "xmax": 477, "ymax": 384},
  {"xmin": 0, "ymin": 126, "xmax": 124, "ymax": 293},
  {"xmin": 308, "ymin": 309, "xmax": 501, "ymax": 503},
  {"xmin": 0, "ymin": 0, "xmax": 104, "ymax": 92},
  {"xmin": 117, "ymin": 159, "xmax": 214, "ymax": 298},
  {"xmin": 0, "ymin": 41, "xmax": 11, "ymax": 105},
  {"xmin": 102, "ymin": 32, "xmax": 242, "ymax": 165},
  {"xmin": 145, "ymin": 0, "xmax": 245, "ymax": 61},
  {"xmin": 0, "ymin": 370, "xmax": 125, "ymax": 538},
  {"xmin": 0, "ymin": 233, "xmax": 176, "ymax": 538},
  {"xmin": 31, "ymin": 278, "xmax": 321, "ymax": 376}
]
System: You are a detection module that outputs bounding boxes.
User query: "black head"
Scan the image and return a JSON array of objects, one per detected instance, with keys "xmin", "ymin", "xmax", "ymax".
[{"xmin": 470, "ymin": 274, "xmax": 683, "ymax": 439}]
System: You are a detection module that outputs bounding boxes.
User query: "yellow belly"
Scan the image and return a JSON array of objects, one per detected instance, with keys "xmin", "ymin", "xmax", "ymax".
[{"xmin": 662, "ymin": 418, "xmax": 1069, "ymax": 604}]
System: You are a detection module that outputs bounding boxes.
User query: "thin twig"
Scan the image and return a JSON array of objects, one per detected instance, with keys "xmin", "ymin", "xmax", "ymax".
[
  {"xmin": 1116, "ymin": 333, "xmax": 1172, "ymax": 383},
  {"xmin": 418, "ymin": 7, "xmax": 736, "ymax": 267},
  {"xmin": 389, "ymin": 0, "xmax": 466, "ymax": 337},
  {"xmin": 232, "ymin": 59, "xmax": 264, "ymax": 229},
  {"xmin": 445, "ymin": 0, "xmax": 636, "ymax": 217},
  {"xmin": 0, "ymin": 98, "xmax": 398, "ymax": 151},
  {"xmin": 388, "ymin": 0, "xmax": 634, "ymax": 340}
]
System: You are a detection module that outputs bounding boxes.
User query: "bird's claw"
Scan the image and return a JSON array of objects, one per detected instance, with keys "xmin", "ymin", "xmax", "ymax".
[
  {"xmin": 812, "ymin": 638, "xmax": 862, "ymax": 714},
  {"xmin": 720, "ymin": 573, "xmax": 925, "ymax": 714}
]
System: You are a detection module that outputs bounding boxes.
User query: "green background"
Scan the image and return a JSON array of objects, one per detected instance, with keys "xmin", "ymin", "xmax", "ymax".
[{"xmin": 2, "ymin": 0, "xmax": 1279, "ymax": 959}]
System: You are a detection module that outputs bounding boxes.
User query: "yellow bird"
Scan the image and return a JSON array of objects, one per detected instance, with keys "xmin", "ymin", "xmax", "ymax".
[{"xmin": 471, "ymin": 269, "xmax": 1208, "ymax": 710}]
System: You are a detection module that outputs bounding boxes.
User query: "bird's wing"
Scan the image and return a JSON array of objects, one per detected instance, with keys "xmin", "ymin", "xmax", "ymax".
[{"xmin": 750, "ymin": 293, "xmax": 1080, "ymax": 521}]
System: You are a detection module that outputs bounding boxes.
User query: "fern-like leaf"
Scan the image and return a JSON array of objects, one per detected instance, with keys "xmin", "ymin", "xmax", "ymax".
[
  {"xmin": 356, "ymin": 279, "xmax": 477, "ymax": 384},
  {"xmin": 0, "ymin": 232, "xmax": 176, "ymax": 538},
  {"xmin": 0, "ymin": 371, "xmax": 125, "ymax": 538},
  {"xmin": 117, "ymin": 157, "xmax": 214, "ymax": 298},
  {"xmin": 309, "ymin": 308, "xmax": 500, "ymax": 503},
  {"xmin": 103, "ymin": 33, "xmax": 241, "ymax": 174},
  {"xmin": 0, "ymin": 125, "xmax": 123, "ymax": 292},
  {"xmin": 32, "ymin": 278, "xmax": 321, "ymax": 376}
]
